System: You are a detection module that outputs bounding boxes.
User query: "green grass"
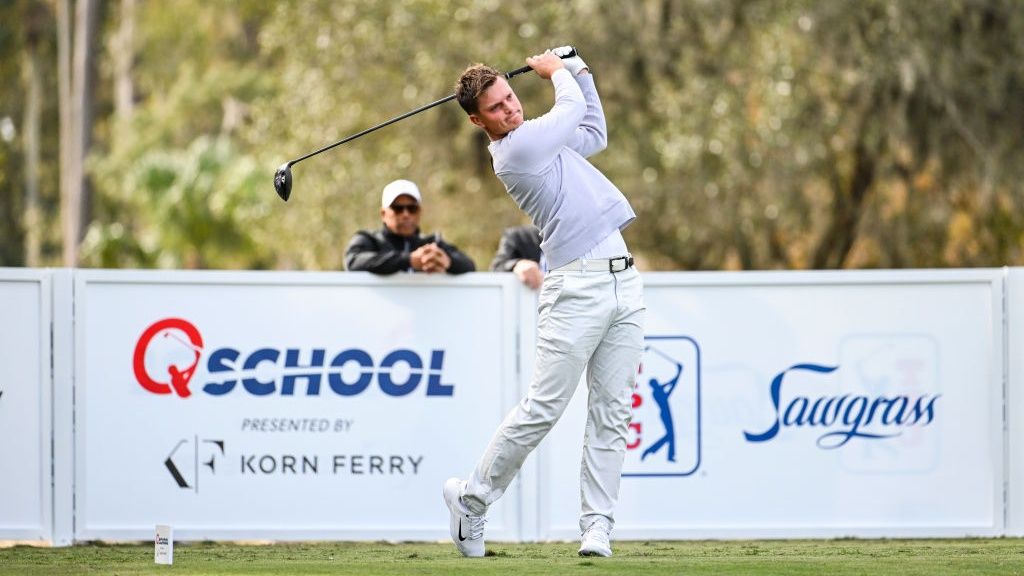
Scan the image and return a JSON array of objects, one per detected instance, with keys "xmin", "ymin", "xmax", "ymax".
[{"xmin": 1, "ymin": 539, "xmax": 1023, "ymax": 575}]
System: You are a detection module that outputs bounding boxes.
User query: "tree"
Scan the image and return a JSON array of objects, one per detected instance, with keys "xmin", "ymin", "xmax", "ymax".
[
  {"xmin": 5, "ymin": 0, "xmax": 1023, "ymax": 272},
  {"xmin": 19, "ymin": 2, "xmax": 48, "ymax": 266},
  {"xmin": 84, "ymin": 0, "xmax": 275, "ymax": 269},
  {"xmin": 56, "ymin": 0, "xmax": 101, "ymax": 266}
]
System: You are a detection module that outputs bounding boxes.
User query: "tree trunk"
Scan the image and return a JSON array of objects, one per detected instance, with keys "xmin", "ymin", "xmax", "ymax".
[
  {"xmin": 20, "ymin": 0, "xmax": 49, "ymax": 267},
  {"xmin": 812, "ymin": 141, "xmax": 876, "ymax": 269},
  {"xmin": 59, "ymin": 0, "xmax": 100, "ymax": 266},
  {"xmin": 21, "ymin": 46, "xmax": 43, "ymax": 267},
  {"xmin": 56, "ymin": 0, "xmax": 72, "ymax": 265},
  {"xmin": 111, "ymin": 0, "xmax": 135, "ymax": 121}
]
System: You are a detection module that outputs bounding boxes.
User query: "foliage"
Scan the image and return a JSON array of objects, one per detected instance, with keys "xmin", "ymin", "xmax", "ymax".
[
  {"xmin": 3, "ymin": 0, "xmax": 1024, "ymax": 270},
  {"xmin": 86, "ymin": 133, "xmax": 267, "ymax": 268},
  {"xmin": 0, "ymin": 0, "xmax": 62, "ymax": 266}
]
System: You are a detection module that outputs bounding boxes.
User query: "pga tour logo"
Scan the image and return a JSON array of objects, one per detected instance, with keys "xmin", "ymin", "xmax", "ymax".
[
  {"xmin": 132, "ymin": 317, "xmax": 454, "ymax": 399},
  {"xmin": 623, "ymin": 336, "xmax": 702, "ymax": 477}
]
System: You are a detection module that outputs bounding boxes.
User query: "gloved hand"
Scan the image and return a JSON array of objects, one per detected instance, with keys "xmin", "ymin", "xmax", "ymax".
[{"xmin": 550, "ymin": 45, "xmax": 588, "ymax": 76}]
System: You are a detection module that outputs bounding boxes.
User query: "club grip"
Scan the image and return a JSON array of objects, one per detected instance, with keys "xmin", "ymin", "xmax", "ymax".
[{"xmin": 505, "ymin": 47, "xmax": 578, "ymax": 79}]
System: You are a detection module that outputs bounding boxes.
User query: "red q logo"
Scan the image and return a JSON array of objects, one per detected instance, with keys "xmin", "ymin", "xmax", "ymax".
[{"xmin": 133, "ymin": 318, "xmax": 204, "ymax": 398}]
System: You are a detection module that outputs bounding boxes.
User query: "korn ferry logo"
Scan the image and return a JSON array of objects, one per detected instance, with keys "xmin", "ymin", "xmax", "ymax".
[
  {"xmin": 132, "ymin": 317, "xmax": 454, "ymax": 398},
  {"xmin": 165, "ymin": 436, "xmax": 225, "ymax": 492},
  {"xmin": 623, "ymin": 336, "xmax": 701, "ymax": 477}
]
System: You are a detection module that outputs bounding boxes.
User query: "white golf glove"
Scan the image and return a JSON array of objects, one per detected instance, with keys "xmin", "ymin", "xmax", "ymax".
[{"xmin": 550, "ymin": 45, "xmax": 588, "ymax": 76}]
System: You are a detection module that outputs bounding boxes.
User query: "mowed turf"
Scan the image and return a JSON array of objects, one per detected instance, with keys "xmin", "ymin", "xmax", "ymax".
[{"xmin": 1, "ymin": 539, "xmax": 1022, "ymax": 576}]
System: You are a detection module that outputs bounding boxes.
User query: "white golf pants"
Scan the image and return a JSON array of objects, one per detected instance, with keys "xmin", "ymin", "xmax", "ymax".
[{"xmin": 463, "ymin": 265, "xmax": 645, "ymax": 532}]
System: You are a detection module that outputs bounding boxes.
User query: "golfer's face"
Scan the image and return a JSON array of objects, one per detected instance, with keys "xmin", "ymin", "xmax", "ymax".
[
  {"xmin": 381, "ymin": 194, "xmax": 421, "ymax": 237},
  {"xmin": 472, "ymin": 77, "xmax": 523, "ymax": 139}
]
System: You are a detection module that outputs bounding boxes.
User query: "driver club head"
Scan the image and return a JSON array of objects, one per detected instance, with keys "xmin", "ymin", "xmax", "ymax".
[{"xmin": 274, "ymin": 162, "xmax": 293, "ymax": 201}]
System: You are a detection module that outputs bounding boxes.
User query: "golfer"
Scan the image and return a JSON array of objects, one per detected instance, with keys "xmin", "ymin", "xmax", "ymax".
[{"xmin": 444, "ymin": 47, "xmax": 645, "ymax": 558}]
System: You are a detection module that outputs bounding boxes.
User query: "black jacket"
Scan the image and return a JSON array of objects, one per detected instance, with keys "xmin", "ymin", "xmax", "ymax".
[
  {"xmin": 489, "ymin": 226, "xmax": 542, "ymax": 272},
  {"xmin": 344, "ymin": 226, "xmax": 476, "ymax": 275}
]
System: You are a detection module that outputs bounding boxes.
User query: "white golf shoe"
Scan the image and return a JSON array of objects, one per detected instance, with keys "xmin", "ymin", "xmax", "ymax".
[
  {"xmin": 443, "ymin": 477, "xmax": 486, "ymax": 557},
  {"xmin": 578, "ymin": 522, "xmax": 612, "ymax": 557}
]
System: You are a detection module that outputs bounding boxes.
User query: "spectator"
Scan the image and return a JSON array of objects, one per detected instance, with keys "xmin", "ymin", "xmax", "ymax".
[
  {"xmin": 490, "ymin": 225, "xmax": 543, "ymax": 289},
  {"xmin": 344, "ymin": 179, "xmax": 475, "ymax": 274}
]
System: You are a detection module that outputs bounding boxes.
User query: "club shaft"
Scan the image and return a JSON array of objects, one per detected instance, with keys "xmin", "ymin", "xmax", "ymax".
[
  {"xmin": 289, "ymin": 93, "xmax": 456, "ymax": 165},
  {"xmin": 287, "ymin": 62, "xmax": 549, "ymax": 166}
]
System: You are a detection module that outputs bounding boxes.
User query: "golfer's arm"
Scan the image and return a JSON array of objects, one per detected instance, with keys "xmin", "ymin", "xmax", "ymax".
[
  {"xmin": 506, "ymin": 69, "xmax": 586, "ymax": 170},
  {"xmin": 567, "ymin": 73, "xmax": 608, "ymax": 157}
]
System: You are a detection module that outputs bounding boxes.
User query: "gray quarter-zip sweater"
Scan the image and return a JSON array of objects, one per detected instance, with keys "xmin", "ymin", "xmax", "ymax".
[{"xmin": 487, "ymin": 68, "xmax": 635, "ymax": 269}]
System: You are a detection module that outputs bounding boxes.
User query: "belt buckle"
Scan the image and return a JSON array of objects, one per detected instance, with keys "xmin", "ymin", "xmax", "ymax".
[{"xmin": 609, "ymin": 256, "xmax": 629, "ymax": 273}]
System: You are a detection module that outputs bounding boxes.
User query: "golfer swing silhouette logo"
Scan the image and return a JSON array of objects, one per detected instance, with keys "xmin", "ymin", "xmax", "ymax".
[{"xmin": 640, "ymin": 345, "xmax": 684, "ymax": 463}]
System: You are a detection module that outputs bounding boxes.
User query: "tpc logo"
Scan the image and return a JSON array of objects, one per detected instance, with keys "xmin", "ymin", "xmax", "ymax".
[
  {"xmin": 623, "ymin": 336, "xmax": 702, "ymax": 478},
  {"xmin": 132, "ymin": 317, "xmax": 455, "ymax": 399}
]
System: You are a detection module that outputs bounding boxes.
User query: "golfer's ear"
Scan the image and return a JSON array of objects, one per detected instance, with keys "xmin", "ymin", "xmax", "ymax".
[{"xmin": 469, "ymin": 114, "xmax": 485, "ymax": 129}]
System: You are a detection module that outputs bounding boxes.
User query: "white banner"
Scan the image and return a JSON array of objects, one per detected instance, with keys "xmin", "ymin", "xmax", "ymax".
[
  {"xmin": 74, "ymin": 271, "xmax": 521, "ymax": 541},
  {"xmin": 536, "ymin": 270, "xmax": 1004, "ymax": 539},
  {"xmin": 0, "ymin": 269, "xmax": 52, "ymax": 541},
  {"xmin": 1007, "ymin": 268, "xmax": 1024, "ymax": 536}
]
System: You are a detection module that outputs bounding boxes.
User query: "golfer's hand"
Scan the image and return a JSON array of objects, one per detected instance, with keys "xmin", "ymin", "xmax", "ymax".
[
  {"xmin": 512, "ymin": 259, "xmax": 543, "ymax": 290},
  {"xmin": 550, "ymin": 46, "xmax": 588, "ymax": 76},
  {"xmin": 527, "ymin": 52, "xmax": 565, "ymax": 80}
]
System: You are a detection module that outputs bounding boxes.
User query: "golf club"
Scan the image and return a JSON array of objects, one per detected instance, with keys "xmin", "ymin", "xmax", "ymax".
[
  {"xmin": 273, "ymin": 48, "xmax": 577, "ymax": 201},
  {"xmin": 646, "ymin": 344, "xmax": 684, "ymax": 367}
]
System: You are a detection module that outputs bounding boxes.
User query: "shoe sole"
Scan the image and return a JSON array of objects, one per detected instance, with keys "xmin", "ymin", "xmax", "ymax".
[{"xmin": 578, "ymin": 550, "xmax": 612, "ymax": 557}]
